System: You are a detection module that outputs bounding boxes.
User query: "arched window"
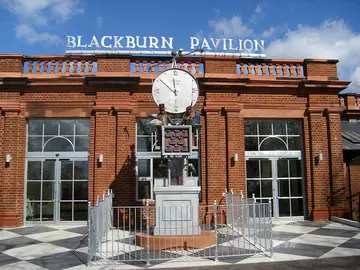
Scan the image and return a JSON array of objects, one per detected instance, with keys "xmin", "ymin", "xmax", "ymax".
[
  {"xmin": 43, "ymin": 136, "xmax": 74, "ymax": 152},
  {"xmin": 259, "ymin": 136, "xmax": 288, "ymax": 151}
]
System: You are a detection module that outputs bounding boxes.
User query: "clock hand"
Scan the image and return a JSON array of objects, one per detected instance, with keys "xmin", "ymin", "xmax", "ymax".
[
  {"xmin": 173, "ymin": 78, "xmax": 177, "ymax": 95},
  {"xmin": 159, "ymin": 78, "xmax": 176, "ymax": 95}
]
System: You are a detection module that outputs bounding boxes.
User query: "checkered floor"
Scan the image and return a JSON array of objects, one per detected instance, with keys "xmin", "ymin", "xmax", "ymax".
[{"xmin": 0, "ymin": 221, "xmax": 360, "ymax": 269}]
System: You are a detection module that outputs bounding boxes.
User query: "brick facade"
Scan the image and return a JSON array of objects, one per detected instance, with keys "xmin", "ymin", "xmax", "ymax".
[{"xmin": 0, "ymin": 54, "xmax": 352, "ymax": 227}]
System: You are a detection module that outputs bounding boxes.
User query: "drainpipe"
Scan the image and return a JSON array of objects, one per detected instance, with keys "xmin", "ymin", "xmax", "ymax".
[{"xmin": 347, "ymin": 161, "xmax": 353, "ymax": 220}]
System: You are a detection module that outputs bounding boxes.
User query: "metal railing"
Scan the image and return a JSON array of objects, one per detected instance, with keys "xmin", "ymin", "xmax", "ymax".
[
  {"xmin": 88, "ymin": 189, "xmax": 114, "ymax": 263},
  {"xmin": 87, "ymin": 192, "xmax": 272, "ymax": 266}
]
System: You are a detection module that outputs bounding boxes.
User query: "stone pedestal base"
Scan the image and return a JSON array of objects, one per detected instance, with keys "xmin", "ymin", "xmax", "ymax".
[
  {"xmin": 153, "ymin": 184, "xmax": 201, "ymax": 236},
  {"xmin": 136, "ymin": 231, "xmax": 215, "ymax": 251}
]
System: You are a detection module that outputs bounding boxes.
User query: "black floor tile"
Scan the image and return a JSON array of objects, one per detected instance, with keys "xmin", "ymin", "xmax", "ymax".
[
  {"xmin": 0, "ymin": 252, "xmax": 20, "ymax": 266},
  {"xmin": 290, "ymin": 221, "xmax": 330, "ymax": 228},
  {"xmin": 27, "ymin": 251, "xmax": 85, "ymax": 270},
  {"xmin": 64, "ymin": 226, "xmax": 88, "ymax": 235},
  {"xmin": 309, "ymin": 228, "xmax": 359, "ymax": 238},
  {"xmin": 50, "ymin": 235, "xmax": 87, "ymax": 250},
  {"xmin": 339, "ymin": 238, "xmax": 360, "ymax": 249},
  {"xmin": 274, "ymin": 242, "xmax": 333, "ymax": 258},
  {"xmin": 8, "ymin": 226, "xmax": 57, "ymax": 236},
  {"xmin": 272, "ymin": 231, "xmax": 302, "ymax": 241},
  {"xmin": 0, "ymin": 236, "xmax": 41, "ymax": 252}
]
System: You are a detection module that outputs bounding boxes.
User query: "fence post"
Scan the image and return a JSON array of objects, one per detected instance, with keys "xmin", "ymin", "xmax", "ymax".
[
  {"xmin": 213, "ymin": 200, "xmax": 218, "ymax": 263},
  {"xmin": 252, "ymin": 194, "xmax": 256, "ymax": 244},
  {"xmin": 240, "ymin": 190, "xmax": 244, "ymax": 235},
  {"xmin": 146, "ymin": 199, "xmax": 151, "ymax": 267},
  {"xmin": 87, "ymin": 201, "xmax": 91, "ymax": 266},
  {"xmin": 269, "ymin": 198, "xmax": 273, "ymax": 258}
]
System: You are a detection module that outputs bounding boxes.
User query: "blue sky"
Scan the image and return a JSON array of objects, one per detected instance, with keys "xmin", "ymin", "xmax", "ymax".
[{"xmin": 1, "ymin": 0, "xmax": 360, "ymax": 89}]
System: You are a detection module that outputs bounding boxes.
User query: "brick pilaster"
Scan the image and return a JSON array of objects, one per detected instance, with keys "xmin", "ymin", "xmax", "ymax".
[
  {"xmin": 205, "ymin": 110, "xmax": 227, "ymax": 204},
  {"xmin": 308, "ymin": 110, "xmax": 330, "ymax": 221},
  {"xmin": 226, "ymin": 110, "xmax": 245, "ymax": 195},
  {"xmin": 327, "ymin": 111, "xmax": 348, "ymax": 216}
]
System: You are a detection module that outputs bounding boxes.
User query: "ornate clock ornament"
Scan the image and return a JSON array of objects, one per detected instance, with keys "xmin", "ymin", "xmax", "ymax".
[{"xmin": 152, "ymin": 68, "xmax": 199, "ymax": 114}]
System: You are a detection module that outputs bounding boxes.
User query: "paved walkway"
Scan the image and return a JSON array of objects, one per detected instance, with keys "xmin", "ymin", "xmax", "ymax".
[{"xmin": 0, "ymin": 220, "xmax": 360, "ymax": 269}]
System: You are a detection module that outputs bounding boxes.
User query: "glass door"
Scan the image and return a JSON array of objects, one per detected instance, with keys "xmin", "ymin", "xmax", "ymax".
[
  {"xmin": 26, "ymin": 158, "xmax": 89, "ymax": 223},
  {"xmin": 246, "ymin": 157, "xmax": 304, "ymax": 218}
]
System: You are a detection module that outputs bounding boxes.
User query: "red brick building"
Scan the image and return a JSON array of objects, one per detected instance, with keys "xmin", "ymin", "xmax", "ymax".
[{"xmin": 0, "ymin": 53, "xmax": 353, "ymax": 228}]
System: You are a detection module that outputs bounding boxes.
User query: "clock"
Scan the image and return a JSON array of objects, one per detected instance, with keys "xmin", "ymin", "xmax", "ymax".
[{"xmin": 152, "ymin": 68, "xmax": 199, "ymax": 114}]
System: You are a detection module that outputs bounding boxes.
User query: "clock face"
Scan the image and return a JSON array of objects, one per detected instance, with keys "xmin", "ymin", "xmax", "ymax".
[{"xmin": 152, "ymin": 68, "xmax": 199, "ymax": 113}]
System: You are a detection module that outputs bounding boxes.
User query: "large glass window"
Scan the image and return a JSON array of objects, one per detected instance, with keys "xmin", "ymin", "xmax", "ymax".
[
  {"xmin": 244, "ymin": 119, "xmax": 301, "ymax": 151},
  {"xmin": 27, "ymin": 119, "xmax": 90, "ymax": 153}
]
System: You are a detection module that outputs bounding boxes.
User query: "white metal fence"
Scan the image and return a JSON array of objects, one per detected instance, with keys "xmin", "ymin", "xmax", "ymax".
[{"xmin": 87, "ymin": 190, "xmax": 272, "ymax": 266}]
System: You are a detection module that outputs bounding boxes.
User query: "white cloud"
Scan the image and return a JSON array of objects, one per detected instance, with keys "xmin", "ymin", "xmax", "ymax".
[
  {"xmin": 249, "ymin": 2, "xmax": 268, "ymax": 24},
  {"xmin": 1, "ymin": 0, "xmax": 83, "ymax": 45},
  {"xmin": 261, "ymin": 27, "xmax": 276, "ymax": 38},
  {"xmin": 96, "ymin": 16, "xmax": 103, "ymax": 29},
  {"xmin": 15, "ymin": 24, "xmax": 63, "ymax": 45},
  {"xmin": 208, "ymin": 15, "xmax": 253, "ymax": 38},
  {"xmin": 265, "ymin": 19, "xmax": 360, "ymax": 81}
]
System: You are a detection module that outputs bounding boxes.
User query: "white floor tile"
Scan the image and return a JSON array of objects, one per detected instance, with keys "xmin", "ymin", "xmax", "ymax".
[
  {"xmin": 238, "ymin": 252, "xmax": 313, "ymax": 264},
  {"xmin": 46, "ymin": 224, "xmax": 85, "ymax": 230},
  {"xmin": 353, "ymin": 232, "xmax": 360, "ymax": 239},
  {"xmin": 288, "ymin": 234, "xmax": 349, "ymax": 247},
  {"xmin": 320, "ymin": 246, "xmax": 360, "ymax": 258},
  {"xmin": 26, "ymin": 230, "xmax": 82, "ymax": 242},
  {"xmin": 0, "ymin": 230, "xmax": 21, "ymax": 240},
  {"xmin": 324, "ymin": 223, "xmax": 360, "ymax": 231},
  {"xmin": 272, "ymin": 225, "xmax": 318, "ymax": 234},
  {"xmin": 0, "ymin": 261, "xmax": 47, "ymax": 270},
  {"xmin": 3, "ymin": 242, "xmax": 70, "ymax": 260}
]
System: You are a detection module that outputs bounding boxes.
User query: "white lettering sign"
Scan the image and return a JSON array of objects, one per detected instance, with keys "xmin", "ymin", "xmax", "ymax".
[{"xmin": 66, "ymin": 35, "xmax": 265, "ymax": 53}]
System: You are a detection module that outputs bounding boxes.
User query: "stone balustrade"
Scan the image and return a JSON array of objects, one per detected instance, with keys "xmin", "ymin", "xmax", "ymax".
[
  {"xmin": 0, "ymin": 54, "xmax": 340, "ymax": 81},
  {"xmin": 23, "ymin": 56, "xmax": 97, "ymax": 75}
]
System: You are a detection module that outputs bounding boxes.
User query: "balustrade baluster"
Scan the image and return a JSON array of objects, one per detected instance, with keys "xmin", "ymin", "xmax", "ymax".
[
  {"xmin": 247, "ymin": 63, "xmax": 252, "ymax": 75},
  {"xmin": 65, "ymin": 60, "xmax": 70, "ymax": 74},
  {"xmin": 73, "ymin": 60, "xmax": 78, "ymax": 74},
  {"xmin": 88, "ymin": 60, "xmax": 93, "ymax": 74},
  {"xmin": 142, "ymin": 60, "xmax": 147, "ymax": 73},
  {"xmin": 50, "ymin": 60, "xmax": 55, "ymax": 74},
  {"xmin": 28, "ymin": 60, "xmax": 33, "ymax": 73},
  {"xmin": 275, "ymin": 64, "xmax": 281, "ymax": 76},
  {"xmin": 81, "ymin": 60, "xmax": 86, "ymax": 73},
  {"xmin": 187, "ymin": 62, "xmax": 192, "ymax": 73},
  {"xmin": 135, "ymin": 60, "xmax": 140, "ymax": 73},
  {"xmin": 254, "ymin": 63, "xmax": 259, "ymax": 76},
  {"xmin": 296, "ymin": 64, "xmax": 302, "ymax": 77},
  {"xmin": 165, "ymin": 61, "xmax": 171, "ymax": 70},
  {"xmin": 195, "ymin": 62, "xmax": 199, "ymax": 74},
  {"xmin": 261, "ymin": 63, "xmax": 267, "ymax": 76},
  {"xmin": 289, "ymin": 64, "xmax": 295, "ymax": 77},
  {"xmin": 240, "ymin": 63, "xmax": 245, "ymax": 75},
  {"xmin": 268, "ymin": 63, "xmax": 274, "ymax": 76},
  {"xmin": 35, "ymin": 61, "xmax": 41, "ymax": 73},
  {"xmin": 282, "ymin": 64, "xmax": 288, "ymax": 76},
  {"xmin": 43, "ymin": 60, "xmax": 48, "ymax": 73},
  {"xmin": 57, "ymin": 60, "xmax": 63, "ymax": 73}
]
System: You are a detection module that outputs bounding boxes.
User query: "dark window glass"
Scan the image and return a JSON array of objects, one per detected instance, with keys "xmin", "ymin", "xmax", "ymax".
[
  {"xmin": 288, "ymin": 137, "xmax": 301, "ymax": 150},
  {"xmin": 43, "ymin": 161, "xmax": 55, "ymax": 180},
  {"xmin": 28, "ymin": 137, "xmax": 42, "ymax": 152},
  {"xmin": 277, "ymin": 160, "xmax": 288, "ymax": 178},
  {"xmin": 137, "ymin": 137, "xmax": 151, "ymax": 152},
  {"xmin": 138, "ymin": 159, "xmax": 150, "ymax": 177},
  {"xmin": 260, "ymin": 137, "xmax": 287, "ymax": 151},
  {"xmin": 27, "ymin": 182, "xmax": 41, "ymax": 200},
  {"xmin": 61, "ymin": 161, "xmax": 73, "ymax": 180},
  {"xmin": 273, "ymin": 120, "xmax": 286, "ymax": 135},
  {"xmin": 261, "ymin": 160, "xmax": 272, "ymax": 178},
  {"xmin": 244, "ymin": 120, "xmax": 257, "ymax": 135},
  {"xmin": 42, "ymin": 182, "xmax": 53, "ymax": 200},
  {"xmin": 246, "ymin": 160, "xmax": 260, "ymax": 178},
  {"xmin": 138, "ymin": 182, "xmax": 151, "ymax": 200},
  {"xmin": 60, "ymin": 120, "xmax": 74, "ymax": 135},
  {"xmin": 291, "ymin": 198, "xmax": 303, "ymax": 216},
  {"xmin": 245, "ymin": 137, "xmax": 258, "ymax": 151},
  {"xmin": 61, "ymin": 182, "xmax": 72, "ymax": 200},
  {"xmin": 153, "ymin": 158, "xmax": 168, "ymax": 178},
  {"xmin": 289, "ymin": 160, "xmax": 302, "ymax": 177},
  {"xmin": 27, "ymin": 161, "xmax": 41, "ymax": 180},
  {"xmin": 44, "ymin": 120, "xmax": 59, "ymax": 135},
  {"xmin": 28, "ymin": 120, "xmax": 43, "ymax": 135},
  {"xmin": 74, "ymin": 161, "xmax": 88, "ymax": 180},
  {"xmin": 74, "ymin": 182, "xmax": 88, "ymax": 200},
  {"xmin": 278, "ymin": 179, "xmax": 290, "ymax": 197},
  {"xmin": 75, "ymin": 119, "xmax": 90, "ymax": 135},
  {"xmin": 75, "ymin": 137, "xmax": 89, "ymax": 151},
  {"xmin": 247, "ymin": 180, "xmax": 260, "ymax": 198},
  {"xmin": 60, "ymin": 202, "xmax": 72, "ymax": 221},
  {"xmin": 137, "ymin": 119, "xmax": 151, "ymax": 135},
  {"xmin": 290, "ymin": 179, "xmax": 303, "ymax": 196},
  {"xmin": 261, "ymin": 180, "xmax": 272, "ymax": 197},
  {"xmin": 74, "ymin": 202, "xmax": 88, "ymax": 220},
  {"xmin": 258, "ymin": 121, "xmax": 272, "ymax": 135},
  {"xmin": 287, "ymin": 120, "xmax": 300, "ymax": 135},
  {"xmin": 279, "ymin": 199, "xmax": 290, "ymax": 217}
]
